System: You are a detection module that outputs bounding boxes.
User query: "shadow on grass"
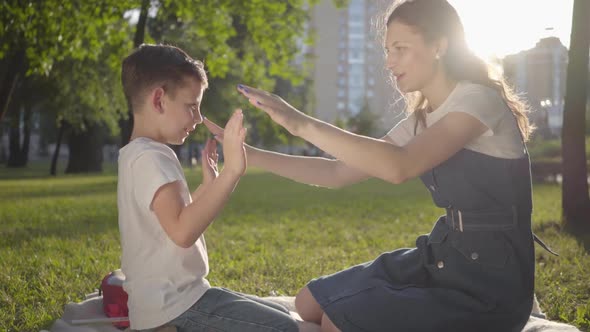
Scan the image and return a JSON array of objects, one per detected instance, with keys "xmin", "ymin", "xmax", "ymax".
[
  {"xmin": 575, "ymin": 234, "xmax": 590, "ymax": 254},
  {"xmin": 0, "ymin": 165, "xmax": 59, "ymax": 180},
  {"xmin": 534, "ymin": 220, "xmax": 590, "ymax": 254},
  {"xmin": 532, "ymin": 220, "xmax": 563, "ymax": 234},
  {"xmin": 0, "ymin": 162, "xmax": 117, "ymax": 180},
  {"xmin": 0, "ymin": 180, "xmax": 117, "ymax": 200},
  {"xmin": 0, "ymin": 215, "xmax": 119, "ymax": 250},
  {"xmin": 565, "ymin": 225, "xmax": 590, "ymax": 254}
]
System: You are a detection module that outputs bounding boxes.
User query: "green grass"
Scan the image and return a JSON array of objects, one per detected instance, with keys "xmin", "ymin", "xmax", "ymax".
[{"xmin": 1, "ymin": 164, "xmax": 589, "ymax": 331}]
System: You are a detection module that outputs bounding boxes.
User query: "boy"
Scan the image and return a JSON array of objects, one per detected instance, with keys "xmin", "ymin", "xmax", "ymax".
[{"xmin": 118, "ymin": 44, "xmax": 298, "ymax": 331}]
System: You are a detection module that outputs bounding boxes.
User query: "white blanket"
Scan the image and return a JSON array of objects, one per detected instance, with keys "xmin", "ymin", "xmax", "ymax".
[{"xmin": 44, "ymin": 293, "xmax": 580, "ymax": 332}]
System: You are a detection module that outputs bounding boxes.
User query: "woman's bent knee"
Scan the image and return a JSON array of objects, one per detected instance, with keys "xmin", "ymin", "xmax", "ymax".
[
  {"xmin": 321, "ymin": 313, "xmax": 341, "ymax": 332},
  {"xmin": 295, "ymin": 286, "xmax": 323, "ymax": 324}
]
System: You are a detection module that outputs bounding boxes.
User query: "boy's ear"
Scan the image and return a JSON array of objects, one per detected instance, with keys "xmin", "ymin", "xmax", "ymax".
[
  {"xmin": 152, "ymin": 87, "xmax": 165, "ymax": 113},
  {"xmin": 436, "ymin": 37, "xmax": 449, "ymax": 57}
]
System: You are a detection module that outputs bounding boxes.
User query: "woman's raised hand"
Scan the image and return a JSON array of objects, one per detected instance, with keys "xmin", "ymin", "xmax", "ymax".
[
  {"xmin": 203, "ymin": 117, "xmax": 225, "ymax": 142},
  {"xmin": 237, "ymin": 84, "xmax": 308, "ymax": 136}
]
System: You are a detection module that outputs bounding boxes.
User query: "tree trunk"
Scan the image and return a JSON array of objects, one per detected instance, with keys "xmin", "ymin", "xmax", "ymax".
[
  {"xmin": 561, "ymin": 0, "xmax": 590, "ymax": 231},
  {"xmin": 50, "ymin": 120, "xmax": 67, "ymax": 176},
  {"xmin": 0, "ymin": 50, "xmax": 25, "ymax": 123},
  {"xmin": 6, "ymin": 105, "xmax": 30, "ymax": 168},
  {"xmin": 65, "ymin": 123, "xmax": 104, "ymax": 173},
  {"xmin": 20, "ymin": 104, "xmax": 31, "ymax": 165},
  {"xmin": 0, "ymin": 128, "xmax": 6, "ymax": 164},
  {"xmin": 6, "ymin": 109, "xmax": 21, "ymax": 167},
  {"xmin": 120, "ymin": 0, "xmax": 150, "ymax": 147}
]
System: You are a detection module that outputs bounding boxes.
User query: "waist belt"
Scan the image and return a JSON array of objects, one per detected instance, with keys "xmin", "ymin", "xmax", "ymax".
[
  {"xmin": 445, "ymin": 206, "xmax": 517, "ymax": 232},
  {"xmin": 445, "ymin": 206, "xmax": 559, "ymax": 256}
]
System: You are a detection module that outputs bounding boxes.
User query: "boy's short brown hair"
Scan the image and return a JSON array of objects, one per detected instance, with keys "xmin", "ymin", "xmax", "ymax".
[{"xmin": 121, "ymin": 44, "xmax": 208, "ymax": 113}]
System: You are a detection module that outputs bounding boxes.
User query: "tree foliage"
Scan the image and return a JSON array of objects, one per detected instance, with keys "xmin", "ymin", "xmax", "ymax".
[
  {"xmin": 348, "ymin": 99, "xmax": 378, "ymax": 136},
  {"xmin": 146, "ymin": 0, "xmax": 324, "ymax": 147},
  {"xmin": 1, "ymin": 0, "xmax": 350, "ymax": 171}
]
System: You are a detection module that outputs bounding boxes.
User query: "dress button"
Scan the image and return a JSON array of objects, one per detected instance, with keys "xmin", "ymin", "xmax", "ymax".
[
  {"xmin": 471, "ymin": 252, "xmax": 479, "ymax": 260},
  {"xmin": 437, "ymin": 261, "xmax": 444, "ymax": 269},
  {"xmin": 429, "ymin": 185, "xmax": 436, "ymax": 191}
]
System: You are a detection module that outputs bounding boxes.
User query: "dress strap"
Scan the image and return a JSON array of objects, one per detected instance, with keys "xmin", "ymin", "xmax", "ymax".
[{"xmin": 533, "ymin": 233, "xmax": 559, "ymax": 256}]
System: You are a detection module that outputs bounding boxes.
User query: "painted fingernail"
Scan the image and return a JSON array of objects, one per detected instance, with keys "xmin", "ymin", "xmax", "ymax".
[
  {"xmin": 237, "ymin": 84, "xmax": 248, "ymax": 93},
  {"xmin": 257, "ymin": 101, "xmax": 263, "ymax": 106}
]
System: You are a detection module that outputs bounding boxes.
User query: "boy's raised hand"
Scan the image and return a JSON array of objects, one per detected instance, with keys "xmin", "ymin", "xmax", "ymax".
[
  {"xmin": 201, "ymin": 138, "xmax": 219, "ymax": 184},
  {"xmin": 222, "ymin": 109, "xmax": 247, "ymax": 177}
]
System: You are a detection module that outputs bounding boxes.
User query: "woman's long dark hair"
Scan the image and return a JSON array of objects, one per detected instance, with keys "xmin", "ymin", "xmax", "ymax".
[{"xmin": 382, "ymin": 0, "xmax": 534, "ymax": 140}]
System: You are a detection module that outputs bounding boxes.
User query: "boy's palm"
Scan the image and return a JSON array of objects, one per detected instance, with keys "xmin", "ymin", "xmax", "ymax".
[
  {"xmin": 223, "ymin": 110, "xmax": 247, "ymax": 176},
  {"xmin": 201, "ymin": 139, "xmax": 219, "ymax": 184}
]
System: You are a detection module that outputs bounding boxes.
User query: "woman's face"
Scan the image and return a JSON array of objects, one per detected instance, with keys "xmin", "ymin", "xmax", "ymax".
[{"xmin": 385, "ymin": 20, "xmax": 441, "ymax": 93}]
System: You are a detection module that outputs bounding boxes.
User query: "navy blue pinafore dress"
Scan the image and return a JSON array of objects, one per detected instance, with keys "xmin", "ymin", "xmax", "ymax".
[{"xmin": 307, "ymin": 146, "xmax": 541, "ymax": 332}]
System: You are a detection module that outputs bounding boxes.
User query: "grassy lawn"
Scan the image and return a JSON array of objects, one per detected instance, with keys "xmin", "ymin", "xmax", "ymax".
[{"xmin": 1, "ymin": 163, "xmax": 589, "ymax": 331}]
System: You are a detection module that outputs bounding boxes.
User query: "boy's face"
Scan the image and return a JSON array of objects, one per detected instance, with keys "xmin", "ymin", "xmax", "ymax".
[{"xmin": 159, "ymin": 77, "xmax": 204, "ymax": 145}]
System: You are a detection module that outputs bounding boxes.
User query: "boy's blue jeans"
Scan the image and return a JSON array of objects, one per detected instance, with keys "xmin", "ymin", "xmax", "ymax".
[{"xmin": 137, "ymin": 287, "xmax": 299, "ymax": 332}]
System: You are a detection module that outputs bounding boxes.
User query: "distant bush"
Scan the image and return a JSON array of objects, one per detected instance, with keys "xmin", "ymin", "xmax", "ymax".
[{"xmin": 527, "ymin": 136, "xmax": 590, "ymax": 162}]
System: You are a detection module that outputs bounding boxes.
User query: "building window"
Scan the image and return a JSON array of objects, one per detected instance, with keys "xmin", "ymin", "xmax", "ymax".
[
  {"xmin": 349, "ymin": 25, "xmax": 364, "ymax": 35},
  {"xmin": 348, "ymin": 102, "xmax": 360, "ymax": 114}
]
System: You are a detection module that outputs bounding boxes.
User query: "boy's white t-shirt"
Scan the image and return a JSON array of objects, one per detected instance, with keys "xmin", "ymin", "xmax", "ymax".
[
  {"xmin": 386, "ymin": 81, "xmax": 526, "ymax": 159},
  {"xmin": 117, "ymin": 137, "xmax": 210, "ymax": 329}
]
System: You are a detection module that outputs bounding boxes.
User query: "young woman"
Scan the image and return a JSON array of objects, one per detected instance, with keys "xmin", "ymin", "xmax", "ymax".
[{"xmin": 207, "ymin": 0, "xmax": 543, "ymax": 330}]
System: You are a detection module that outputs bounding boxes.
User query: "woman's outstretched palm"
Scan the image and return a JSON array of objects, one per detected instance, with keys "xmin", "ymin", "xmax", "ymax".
[{"xmin": 237, "ymin": 84, "xmax": 309, "ymax": 136}]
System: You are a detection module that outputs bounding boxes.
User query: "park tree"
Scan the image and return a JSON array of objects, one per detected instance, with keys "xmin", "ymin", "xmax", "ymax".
[
  {"xmin": 121, "ymin": 0, "xmax": 325, "ymax": 148},
  {"xmin": 44, "ymin": 11, "xmax": 132, "ymax": 174},
  {"xmin": 561, "ymin": 0, "xmax": 590, "ymax": 230},
  {"xmin": 0, "ymin": 1, "xmax": 134, "ymax": 172},
  {"xmin": 120, "ymin": 0, "xmax": 150, "ymax": 147},
  {"xmin": 0, "ymin": 1, "xmax": 133, "ymax": 121},
  {"xmin": 48, "ymin": 34, "xmax": 130, "ymax": 174},
  {"xmin": 348, "ymin": 99, "xmax": 378, "ymax": 136},
  {"xmin": 1, "ymin": 0, "xmax": 349, "ymax": 172}
]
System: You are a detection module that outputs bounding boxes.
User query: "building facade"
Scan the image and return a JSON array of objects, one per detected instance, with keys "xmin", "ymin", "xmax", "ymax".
[
  {"xmin": 309, "ymin": 0, "xmax": 405, "ymax": 135},
  {"xmin": 503, "ymin": 37, "xmax": 568, "ymax": 137}
]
